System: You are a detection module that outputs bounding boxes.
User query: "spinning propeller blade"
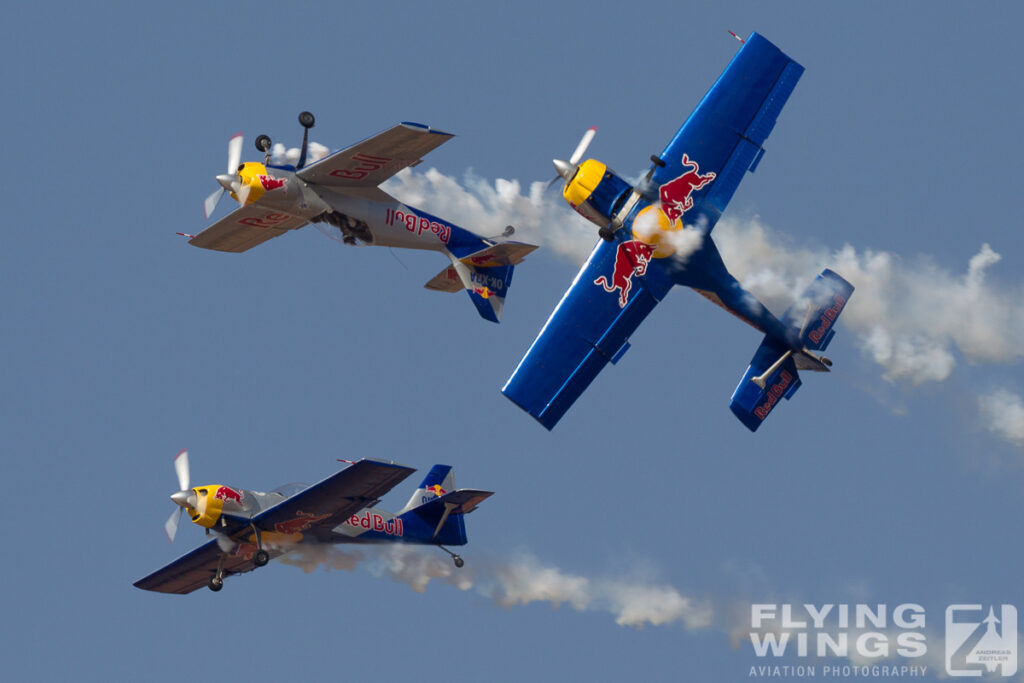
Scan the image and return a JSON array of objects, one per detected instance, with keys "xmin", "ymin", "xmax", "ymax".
[
  {"xmin": 165, "ymin": 449, "xmax": 191, "ymax": 543},
  {"xmin": 174, "ymin": 449, "xmax": 189, "ymax": 491},
  {"xmin": 203, "ymin": 133, "xmax": 244, "ymax": 219},
  {"xmin": 203, "ymin": 188, "xmax": 223, "ymax": 220},
  {"xmin": 569, "ymin": 126, "xmax": 597, "ymax": 165},
  {"xmin": 164, "ymin": 508, "xmax": 182, "ymax": 543},
  {"xmin": 548, "ymin": 126, "xmax": 597, "ymax": 190},
  {"xmin": 226, "ymin": 132, "xmax": 243, "ymax": 173}
]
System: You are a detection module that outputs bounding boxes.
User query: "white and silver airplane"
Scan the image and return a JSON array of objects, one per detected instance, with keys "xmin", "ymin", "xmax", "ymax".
[{"xmin": 187, "ymin": 112, "xmax": 537, "ymax": 323}]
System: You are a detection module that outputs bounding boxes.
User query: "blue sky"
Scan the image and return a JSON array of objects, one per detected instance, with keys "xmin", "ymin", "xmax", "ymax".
[{"xmin": 3, "ymin": 2, "xmax": 1023, "ymax": 681}]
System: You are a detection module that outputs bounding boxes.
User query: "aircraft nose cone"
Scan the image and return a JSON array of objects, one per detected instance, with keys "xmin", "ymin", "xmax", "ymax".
[
  {"xmin": 552, "ymin": 159, "xmax": 577, "ymax": 182},
  {"xmin": 215, "ymin": 174, "xmax": 236, "ymax": 192},
  {"xmin": 170, "ymin": 490, "xmax": 191, "ymax": 508}
]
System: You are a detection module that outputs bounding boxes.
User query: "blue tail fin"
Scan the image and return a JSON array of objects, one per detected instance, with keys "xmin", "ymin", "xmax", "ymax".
[
  {"xmin": 730, "ymin": 269, "xmax": 853, "ymax": 431},
  {"xmin": 400, "ymin": 465, "xmax": 457, "ymax": 513},
  {"xmin": 423, "ymin": 242, "xmax": 537, "ymax": 323},
  {"xmin": 397, "ymin": 465, "xmax": 493, "ymax": 546}
]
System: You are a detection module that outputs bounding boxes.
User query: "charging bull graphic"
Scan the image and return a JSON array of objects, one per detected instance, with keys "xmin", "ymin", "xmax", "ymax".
[
  {"xmin": 257, "ymin": 175, "xmax": 286, "ymax": 191},
  {"xmin": 214, "ymin": 486, "xmax": 243, "ymax": 504},
  {"xmin": 594, "ymin": 240, "xmax": 655, "ymax": 307},
  {"xmin": 659, "ymin": 153, "xmax": 716, "ymax": 224}
]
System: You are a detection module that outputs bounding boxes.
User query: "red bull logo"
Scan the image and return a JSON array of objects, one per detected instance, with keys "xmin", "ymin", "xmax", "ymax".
[
  {"xmin": 257, "ymin": 175, "xmax": 286, "ymax": 191},
  {"xmin": 273, "ymin": 511, "xmax": 331, "ymax": 535},
  {"xmin": 658, "ymin": 153, "xmax": 716, "ymax": 224},
  {"xmin": 474, "ymin": 286, "xmax": 494, "ymax": 299},
  {"xmin": 214, "ymin": 486, "xmax": 244, "ymax": 504},
  {"xmin": 594, "ymin": 240, "xmax": 655, "ymax": 308},
  {"xmin": 425, "ymin": 484, "xmax": 447, "ymax": 497}
]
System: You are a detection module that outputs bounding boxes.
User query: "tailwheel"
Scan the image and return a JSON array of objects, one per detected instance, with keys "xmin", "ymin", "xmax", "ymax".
[
  {"xmin": 208, "ymin": 576, "xmax": 223, "ymax": 592},
  {"xmin": 438, "ymin": 543, "xmax": 465, "ymax": 568},
  {"xmin": 254, "ymin": 549, "xmax": 270, "ymax": 567}
]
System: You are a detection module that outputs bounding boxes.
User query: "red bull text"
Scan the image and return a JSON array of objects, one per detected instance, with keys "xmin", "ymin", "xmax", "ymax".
[
  {"xmin": 658, "ymin": 153, "xmax": 716, "ymax": 223},
  {"xmin": 384, "ymin": 208, "xmax": 452, "ymax": 244},
  {"xmin": 328, "ymin": 152, "xmax": 392, "ymax": 181},
  {"xmin": 594, "ymin": 240, "xmax": 655, "ymax": 308},
  {"xmin": 344, "ymin": 511, "xmax": 404, "ymax": 537},
  {"xmin": 753, "ymin": 370, "xmax": 794, "ymax": 421},
  {"xmin": 808, "ymin": 294, "xmax": 847, "ymax": 345},
  {"xmin": 238, "ymin": 212, "xmax": 292, "ymax": 229}
]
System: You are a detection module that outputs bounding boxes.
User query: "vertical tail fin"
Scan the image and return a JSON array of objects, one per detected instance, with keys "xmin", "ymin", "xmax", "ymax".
[
  {"xmin": 400, "ymin": 464, "xmax": 457, "ymax": 514},
  {"xmin": 423, "ymin": 242, "xmax": 538, "ymax": 323}
]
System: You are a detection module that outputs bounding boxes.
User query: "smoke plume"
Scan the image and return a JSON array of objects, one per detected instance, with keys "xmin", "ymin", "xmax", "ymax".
[
  {"xmin": 978, "ymin": 390, "xmax": 1024, "ymax": 447},
  {"xmin": 281, "ymin": 544, "xmax": 711, "ymax": 630}
]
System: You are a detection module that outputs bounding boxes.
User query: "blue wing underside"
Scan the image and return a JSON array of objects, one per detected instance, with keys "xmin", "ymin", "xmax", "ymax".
[{"xmin": 502, "ymin": 33, "xmax": 803, "ymax": 430}]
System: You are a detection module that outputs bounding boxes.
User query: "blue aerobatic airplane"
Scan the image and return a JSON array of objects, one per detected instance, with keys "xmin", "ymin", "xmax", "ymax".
[
  {"xmin": 502, "ymin": 33, "xmax": 854, "ymax": 432},
  {"xmin": 134, "ymin": 451, "xmax": 491, "ymax": 594}
]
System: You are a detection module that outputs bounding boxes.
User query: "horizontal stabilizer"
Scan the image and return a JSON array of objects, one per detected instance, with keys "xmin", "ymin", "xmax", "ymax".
[
  {"xmin": 459, "ymin": 241, "xmax": 538, "ymax": 268},
  {"xmin": 730, "ymin": 339, "xmax": 802, "ymax": 432},
  {"xmin": 403, "ymin": 488, "xmax": 493, "ymax": 545},
  {"xmin": 424, "ymin": 265, "xmax": 463, "ymax": 293},
  {"xmin": 412, "ymin": 489, "xmax": 494, "ymax": 519}
]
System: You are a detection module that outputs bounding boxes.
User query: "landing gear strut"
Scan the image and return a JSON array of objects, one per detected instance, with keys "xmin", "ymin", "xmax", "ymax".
[
  {"xmin": 250, "ymin": 524, "xmax": 269, "ymax": 567},
  {"xmin": 208, "ymin": 553, "xmax": 227, "ymax": 592}
]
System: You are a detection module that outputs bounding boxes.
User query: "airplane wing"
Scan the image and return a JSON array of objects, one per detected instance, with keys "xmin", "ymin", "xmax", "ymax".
[
  {"xmin": 188, "ymin": 205, "xmax": 309, "ymax": 253},
  {"xmin": 503, "ymin": 33, "xmax": 804, "ymax": 430},
  {"xmin": 133, "ymin": 459, "xmax": 415, "ymax": 594},
  {"xmin": 649, "ymin": 32, "xmax": 804, "ymax": 232},
  {"xmin": 297, "ymin": 122, "xmax": 453, "ymax": 188},
  {"xmin": 502, "ymin": 236, "xmax": 674, "ymax": 430},
  {"xmin": 133, "ymin": 538, "xmax": 266, "ymax": 595},
  {"xmin": 248, "ymin": 459, "xmax": 416, "ymax": 542}
]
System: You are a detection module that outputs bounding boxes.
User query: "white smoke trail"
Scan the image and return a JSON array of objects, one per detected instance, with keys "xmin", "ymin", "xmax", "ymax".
[
  {"xmin": 280, "ymin": 544, "xmax": 711, "ymax": 630},
  {"xmin": 711, "ymin": 219, "xmax": 1024, "ymax": 381},
  {"xmin": 382, "ymin": 168, "xmax": 596, "ymax": 263},
  {"xmin": 978, "ymin": 390, "xmax": 1024, "ymax": 447},
  {"xmin": 271, "ymin": 141, "xmax": 329, "ymax": 167}
]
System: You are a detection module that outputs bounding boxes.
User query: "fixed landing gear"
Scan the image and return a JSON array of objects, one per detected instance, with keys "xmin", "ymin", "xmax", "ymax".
[
  {"xmin": 437, "ymin": 544, "xmax": 465, "ymax": 568},
  {"xmin": 598, "ymin": 226, "xmax": 615, "ymax": 242},
  {"xmin": 208, "ymin": 552, "xmax": 227, "ymax": 592},
  {"xmin": 254, "ymin": 549, "xmax": 270, "ymax": 567}
]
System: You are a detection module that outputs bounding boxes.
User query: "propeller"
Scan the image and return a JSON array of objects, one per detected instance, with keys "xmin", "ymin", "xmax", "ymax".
[
  {"xmin": 203, "ymin": 133, "xmax": 245, "ymax": 219},
  {"xmin": 164, "ymin": 449, "xmax": 196, "ymax": 543},
  {"xmin": 547, "ymin": 126, "xmax": 597, "ymax": 190}
]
